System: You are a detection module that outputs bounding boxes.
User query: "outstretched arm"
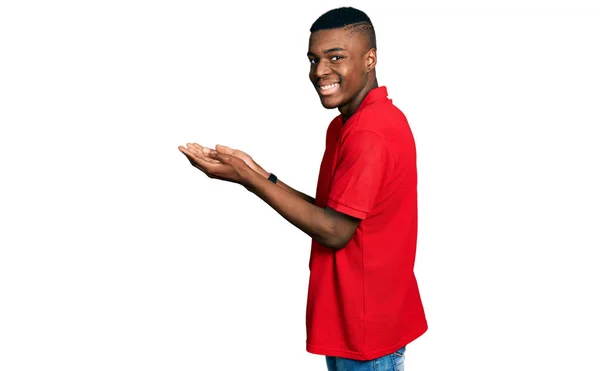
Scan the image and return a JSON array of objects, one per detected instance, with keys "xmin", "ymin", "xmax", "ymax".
[
  {"xmin": 242, "ymin": 165, "xmax": 356, "ymax": 249},
  {"xmin": 178, "ymin": 143, "xmax": 358, "ymax": 250},
  {"xmin": 257, "ymin": 171, "xmax": 316, "ymax": 205},
  {"xmin": 211, "ymin": 144, "xmax": 316, "ymax": 204}
]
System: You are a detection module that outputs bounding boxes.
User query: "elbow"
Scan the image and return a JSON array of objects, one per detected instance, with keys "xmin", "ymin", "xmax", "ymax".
[
  {"xmin": 322, "ymin": 234, "xmax": 351, "ymax": 251},
  {"xmin": 317, "ymin": 208, "xmax": 359, "ymax": 250}
]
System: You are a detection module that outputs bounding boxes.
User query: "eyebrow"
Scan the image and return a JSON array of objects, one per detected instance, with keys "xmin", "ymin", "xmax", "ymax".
[{"xmin": 307, "ymin": 47, "xmax": 346, "ymax": 57}]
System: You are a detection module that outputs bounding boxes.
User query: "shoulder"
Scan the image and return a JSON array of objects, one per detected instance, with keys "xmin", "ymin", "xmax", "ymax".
[
  {"xmin": 355, "ymin": 100, "xmax": 414, "ymax": 149},
  {"xmin": 343, "ymin": 103, "xmax": 403, "ymax": 148},
  {"xmin": 337, "ymin": 129, "xmax": 394, "ymax": 170},
  {"xmin": 325, "ymin": 114, "xmax": 343, "ymax": 140},
  {"xmin": 359, "ymin": 100, "xmax": 408, "ymax": 129}
]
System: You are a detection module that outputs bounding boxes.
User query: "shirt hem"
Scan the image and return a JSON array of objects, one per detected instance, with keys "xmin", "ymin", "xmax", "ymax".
[
  {"xmin": 327, "ymin": 199, "xmax": 368, "ymax": 220},
  {"xmin": 306, "ymin": 325, "xmax": 427, "ymax": 361}
]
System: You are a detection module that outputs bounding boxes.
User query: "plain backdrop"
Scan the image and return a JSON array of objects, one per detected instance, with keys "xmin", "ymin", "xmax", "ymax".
[{"xmin": 1, "ymin": 0, "xmax": 599, "ymax": 370}]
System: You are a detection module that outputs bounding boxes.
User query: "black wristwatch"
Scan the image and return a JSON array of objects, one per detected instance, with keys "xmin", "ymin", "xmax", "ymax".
[{"xmin": 268, "ymin": 173, "xmax": 277, "ymax": 184}]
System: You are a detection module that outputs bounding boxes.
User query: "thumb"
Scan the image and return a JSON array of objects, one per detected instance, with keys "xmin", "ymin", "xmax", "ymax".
[
  {"xmin": 215, "ymin": 144, "xmax": 234, "ymax": 155},
  {"xmin": 209, "ymin": 150, "xmax": 229, "ymax": 162}
]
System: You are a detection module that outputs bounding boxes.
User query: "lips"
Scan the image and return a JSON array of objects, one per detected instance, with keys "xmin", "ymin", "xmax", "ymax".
[{"xmin": 317, "ymin": 82, "xmax": 340, "ymax": 96}]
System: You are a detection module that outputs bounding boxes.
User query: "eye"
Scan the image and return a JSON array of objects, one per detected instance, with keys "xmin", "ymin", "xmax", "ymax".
[
  {"xmin": 331, "ymin": 55, "xmax": 343, "ymax": 61},
  {"xmin": 309, "ymin": 58, "xmax": 318, "ymax": 64}
]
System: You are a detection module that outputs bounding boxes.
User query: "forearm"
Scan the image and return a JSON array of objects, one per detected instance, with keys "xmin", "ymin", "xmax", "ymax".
[
  {"xmin": 254, "ymin": 167, "xmax": 315, "ymax": 204},
  {"xmin": 242, "ymin": 168, "xmax": 334, "ymax": 247},
  {"xmin": 274, "ymin": 178, "xmax": 316, "ymax": 204}
]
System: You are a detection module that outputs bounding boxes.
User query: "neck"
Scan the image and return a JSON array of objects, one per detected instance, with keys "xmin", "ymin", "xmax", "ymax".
[{"xmin": 339, "ymin": 76, "xmax": 379, "ymax": 123}]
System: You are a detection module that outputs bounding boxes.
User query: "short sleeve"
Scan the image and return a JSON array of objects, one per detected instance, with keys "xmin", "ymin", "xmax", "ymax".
[{"xmin": 327, "ymin": 130, "xmax": 393, "ymax": 219}]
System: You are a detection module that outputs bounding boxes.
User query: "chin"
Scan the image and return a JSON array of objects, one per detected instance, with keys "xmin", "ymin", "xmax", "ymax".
[
  {"xmin": 319, "ymin": 96, "xmax": 343, "ymax": 109},
  {"xmin": 320, "ymin": 102, "xmax": 338, "ymax": 109}
]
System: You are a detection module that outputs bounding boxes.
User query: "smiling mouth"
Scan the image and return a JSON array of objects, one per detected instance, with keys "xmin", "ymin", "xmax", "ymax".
[
  {"xmin": 320, "ymin": 83, "xmax": 339, "ymax": 90},
  {"xmin": 318, "ymin": 82, "xmax": 340, "ymax": 95}
]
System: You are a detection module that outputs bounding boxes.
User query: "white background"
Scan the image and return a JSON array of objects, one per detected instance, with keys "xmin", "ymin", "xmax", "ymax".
[{"xmin": 1, "ymin": 0, "xmax": 599, "ymax": 370}]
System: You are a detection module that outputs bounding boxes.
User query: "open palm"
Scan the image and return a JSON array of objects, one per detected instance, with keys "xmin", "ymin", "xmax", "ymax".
[{"xmin": 213, "ymin": 144, "xmax": 267, "ymax": 178}]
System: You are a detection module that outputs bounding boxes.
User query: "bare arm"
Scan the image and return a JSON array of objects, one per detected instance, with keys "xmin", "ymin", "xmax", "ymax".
[
  {"xmin": 253, "ymin": 166, "xmax": 316, "ymax": 205},
  {"xmin": 277, "ymin": 179, "xmax": 316, "ymax": 205},
  {"xmin": 242, "ymin": 166, "xmax": 358, "ymax": 249},
  {"xmin": 212, "ymin": 144, "xmax": 316, "ymax": 204},
  {"xmin": 179, "ymin": 143, "xmax": 352, "ymax": 248}
]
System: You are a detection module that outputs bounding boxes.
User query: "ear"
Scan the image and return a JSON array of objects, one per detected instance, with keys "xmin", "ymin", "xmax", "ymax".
[{"xmin": 365, "ymin": 48, "xmax": 377, "ymax": 72}]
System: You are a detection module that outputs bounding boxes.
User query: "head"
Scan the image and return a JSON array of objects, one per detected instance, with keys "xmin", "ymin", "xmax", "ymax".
[{"xmin": 308, "ymin": 7, "xmax": 378, "ymax": 116}]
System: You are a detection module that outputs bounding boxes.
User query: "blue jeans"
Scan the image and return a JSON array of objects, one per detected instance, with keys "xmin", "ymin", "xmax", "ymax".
[{"xmin": 326, "ymin": 347, "xmax": 406, "ymax": 371}]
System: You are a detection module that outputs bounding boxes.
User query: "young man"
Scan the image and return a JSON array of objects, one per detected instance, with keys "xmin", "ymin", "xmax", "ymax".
[{"xmin": 179, "ymin": 7, "xmax": 427, "ymax": 371}]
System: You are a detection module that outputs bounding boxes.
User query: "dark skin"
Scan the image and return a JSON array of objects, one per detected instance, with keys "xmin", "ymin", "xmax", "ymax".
[
  {"xmin": 178, "ymin": 27, "xmax": 378, "ymax": 250},
  {"xmin": 308, "ymin": 27, "xmax": 378, "ymax": 121}
]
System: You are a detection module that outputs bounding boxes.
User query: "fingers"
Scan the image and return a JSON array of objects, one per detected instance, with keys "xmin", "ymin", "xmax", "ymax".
[
  {"xmin": 208, "ymin": 151, "xmax": 228, "ymax": 162},
  {"xmin": 178, "ymin": 145, "xmax": 194, "ymax": 157},
  {"xmin": 215, "ymin": 144, "xmax": 234, "ymax": 155},
  {"xmin": 179, "ymin": 146, "xmax": 203, "ymax": 164},
  {"xmin": 186, "ymin": 143, "xmax": 202, "ymax": 157},
  {"xmin": 204, "ymin": 147, "xmax": 222, "ymax": 164},
  {"xmin": 180, "ymin": 145, "xmax": 214, "ymax": 169},
  {"xmin": 183, "ymin": 142, "xmax": 234, "ymax": 161},
  {"xmin": 179, "ymin": 142, "xmax": 245, "ymax": 184},
  {"xmin": 180, "ymin": 142, "xmax": 220, "ymax": 163},
  {"xmin": 190, "ymin": 143, "xmax": 213, "ymax": 160}
]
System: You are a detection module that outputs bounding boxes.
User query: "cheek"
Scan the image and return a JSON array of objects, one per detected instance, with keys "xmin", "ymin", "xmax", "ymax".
[
  {"xmin": 341, "ymin": 63, "xmax": 365, "ymax": 87},
  {"xmin": 338, "ymin": 68, "xmax": 357, "ymax": 89}
]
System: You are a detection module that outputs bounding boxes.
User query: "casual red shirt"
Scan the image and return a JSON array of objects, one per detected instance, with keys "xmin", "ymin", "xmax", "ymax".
[{"xmin": 306, "ymin": 86, "xmax": 427, "ymax": 360}]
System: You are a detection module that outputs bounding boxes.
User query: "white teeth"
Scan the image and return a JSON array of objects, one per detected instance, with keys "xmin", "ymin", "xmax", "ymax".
[{"xmin": 320, "ymin": 83, "xmax": 339, "ymax": 90}]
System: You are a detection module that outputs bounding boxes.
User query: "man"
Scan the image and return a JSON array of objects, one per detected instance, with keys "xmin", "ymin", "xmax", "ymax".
[{"xmin": 178, "ymin": 7, "xmax": 427, "ymax": 371}]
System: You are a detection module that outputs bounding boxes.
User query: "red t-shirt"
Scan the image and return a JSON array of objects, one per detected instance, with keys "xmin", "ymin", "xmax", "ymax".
[{"xmin": 306, "ymin": 86, "xmax": 427, "ymax": 360}]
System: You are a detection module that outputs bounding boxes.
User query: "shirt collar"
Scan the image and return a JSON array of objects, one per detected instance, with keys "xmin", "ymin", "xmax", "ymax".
[
  {"xmin": 356, "ymin": 86, "xmax": 388, "ymax": 113},
  {"xmin": 337, "ymin": 86, "xmax": 388, "ymax": 126}
]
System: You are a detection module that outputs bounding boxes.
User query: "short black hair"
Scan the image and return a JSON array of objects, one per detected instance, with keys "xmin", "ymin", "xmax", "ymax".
[{"xmin": 310, "ymin": 7, "xmax": 376, "ymax": 49}]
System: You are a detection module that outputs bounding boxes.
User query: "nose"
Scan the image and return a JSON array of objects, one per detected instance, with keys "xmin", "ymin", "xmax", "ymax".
[{"xmin": 314, "ymin": 60, "xmax": 331, "ymax": 79}]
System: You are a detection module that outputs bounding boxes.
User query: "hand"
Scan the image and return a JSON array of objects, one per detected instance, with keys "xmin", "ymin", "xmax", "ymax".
[
  {"xmin": 213, "ymin": 144, "xmax": 269, "ymax": 178},
  {"xmin": 178, "ymin": 142, "xmax": 251, "ymax": 185}
]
